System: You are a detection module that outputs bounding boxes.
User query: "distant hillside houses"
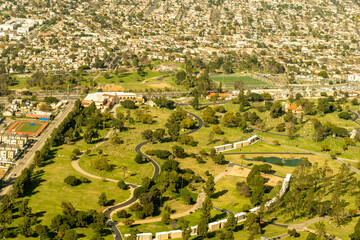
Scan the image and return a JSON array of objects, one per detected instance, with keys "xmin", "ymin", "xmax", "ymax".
[
  {"xmin": 348, "ymin": 74, "xmax": 360, "ymax": 82},
  {"xmin": 82, "ymin": 92, "xmax": 143, "ymax": 109}
]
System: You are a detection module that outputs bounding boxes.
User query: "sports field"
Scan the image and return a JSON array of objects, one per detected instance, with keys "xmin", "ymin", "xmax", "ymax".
[
  {"xmin": 6, "ymin": 120, "xmax": 48, "ymax": 136},
  {"xmin": 210, "ymin": 74, "xmax": 273, "ymax": 89}
]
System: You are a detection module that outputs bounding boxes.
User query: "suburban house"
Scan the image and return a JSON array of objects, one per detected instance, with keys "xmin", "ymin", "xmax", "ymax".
[{"xmin": 284, "ymin": 100, "xmax": 303, "ymax": 115}]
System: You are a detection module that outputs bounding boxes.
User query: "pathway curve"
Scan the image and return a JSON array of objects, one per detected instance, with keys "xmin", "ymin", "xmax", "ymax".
[
  {"xmin": 70, "ymin": 108, "xmax": 204, "ymax": 240},
  {"xmin": 267, "ymin": 216, "xmax": 330, "ymax": 239},
  {"xmin": 349, "ymin": 109, "xmax": 360, "ymax": 128}
]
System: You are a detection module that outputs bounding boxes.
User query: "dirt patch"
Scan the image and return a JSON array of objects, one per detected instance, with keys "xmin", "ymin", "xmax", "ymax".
[
  {"xmin": 226, "ymin": 165, "xmax": 283, "ymax": 186},
  {"xmin": 147, "ymin": 83, "xmax": 171, "ymax": 88},
  {"xmin": 101, "ymin": 84, "xmax": 124, "ymax": 91}
]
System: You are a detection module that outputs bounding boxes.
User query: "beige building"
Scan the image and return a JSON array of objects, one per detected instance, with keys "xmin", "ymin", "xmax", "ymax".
[
  {"xmin": 0, "ymin": 144, "xmax": 20, "ymax": 163},
  {"xmin": 0, "ymin": 132, "xmax": 29, "ymax": 149}
]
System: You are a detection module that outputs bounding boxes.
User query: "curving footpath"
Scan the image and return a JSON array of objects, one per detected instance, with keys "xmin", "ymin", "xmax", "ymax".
[
  {"xmin": 72, "ymin": 106, "xmax": 360, "ymax": 240},
  {"xmin": 71, "ymin": 109, "xmax": 203, "ymax": 240}
]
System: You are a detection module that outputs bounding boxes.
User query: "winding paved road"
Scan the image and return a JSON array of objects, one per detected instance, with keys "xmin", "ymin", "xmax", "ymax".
[
  {"xmin": 71, "ymin": 109, "xmax": 204, "ymax": 240},
  {"xmin": 71, "ymin": 105, "xmax": 360, "ymax": 239}
]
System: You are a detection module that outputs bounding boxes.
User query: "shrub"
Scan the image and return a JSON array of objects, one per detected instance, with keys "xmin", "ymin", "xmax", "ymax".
[
  {"xmin": 196, "ymin": 156, "xmax": 206, "ymax": 164},
  {"xmin": 236, "ymin": 181, "xmax": 251, "ymax": 197},
  {"xmin": 134, "ymin": 153, "xmax": 145, "ymax": 164},
  {"xmin": 321, "ymin": 144, "xmax": 330, "ymax": 151},
  {"xmin": 180, "ymin": 118, "xmax": 196, "ymax": 129},
  {"xmin": 78, "ymin": 176, "xmax": 90, "ymax": 183},
  {"xmin": 214, "ymin": 106, "xmax": 226, "ymax": 113},
  {"xmin": 276, "ymin": 122, "xmax": 285, "ymax": 132},
  {"xmin": 288, "ymin": 229, "xmax": 298, "ymax": 237},
  {"xmin": 85, "ymin": 149, "xmax": 91, "ymax": 155},
  {"xmin": 338, "ymin": 111, "xmax": 352, "ymax": 120},
  {"xmin": 212, "ymin": 125, "xmax": 224, "ymax": 135},
  {"xmin": 92, "ymin": 157, "xmax": 111, "ymax": 171},
  {"xmin": 117, "ymin": 179, "xmax": 128, "ymax": 190},
  {"xmin": 145, "ymin": 150, "xmax": 172, "ymax": 159},
  {"xmin": 64, "ymin": 176, "xmax": 80, "ymax": 186},
  {"xmin": 172, "ymin": 145, "xmax": 187, "ymax": 158},
  {"xmin": 120, "ymin": 100, "xmax": 136, "ymax": 109},
  {"xmin": 134, "ymin": 187, "xmax": 147, "ymax": 198},
  {"xmin": 273, "ymin": 140, "xmax": 280, "ymax": 146},
  {"xmin": 212, "ymin": 153, "xmax": 225, "ymax": 165},
  {"xmin": 69, "ymin": 153, "xmax": 77, "ymax": 160},
  {"xmin": 72, "ymin": 148, "xmax": 80, "ymax": 155},
  {"xmin": 199, "ymin": 149, "xmax": 207, "ymax": 155},
  {"xmin": 117, "ymin": 210, "xmax": 129, "ymax": 218},
  {"xmin": 124, "ymin": 218, "xmax": 134, "ymax": 226},
  {"xmin": 177, "ymin": 135, "xmax": 196, "ymax": 146},
  {"xmin": 184, "ymin": 195, "xmax": 192, "ymax": 205}
]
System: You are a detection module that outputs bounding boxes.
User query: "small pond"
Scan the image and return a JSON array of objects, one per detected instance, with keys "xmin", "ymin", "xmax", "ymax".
[{"xmin": 246, "ymin": 156, "xmax": 312, "ymax": 167}]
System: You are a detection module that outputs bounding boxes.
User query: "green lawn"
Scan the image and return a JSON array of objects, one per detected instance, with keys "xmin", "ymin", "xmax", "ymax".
[
  {"xmin": 212, "ymin": 175, "xmax": 252, "ymax": 213},
  {"xmin": 78, "ymin": 106, "xmax": 173, "ymax": 185},
  {"xmin": 210, "ymin": 74, "xmax": 272, "ymax": 89},
  {"xmin": 225, "ymin": 141, "xmax": 306, "ymax": 154},
  {"xmin": 16, "ymin": 121, "xmax": 44, "ymax": 133},
  {"xmin": 9, "ymin": 129, "xmax": 130, "ymax": 239},
  {"xmin": 81, "ymin": 70, "xmax": 184, "ymax": 92},
  {"xmin": 307, "ymin": 217, "xmax": 359, "ymax": 240}
]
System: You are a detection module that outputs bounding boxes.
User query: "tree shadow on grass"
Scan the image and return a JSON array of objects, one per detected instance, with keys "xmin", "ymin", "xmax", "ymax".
[
  {"xmin": 107, "ymin": 199, "xmax": 116, "ymax": 206},
  {"xmin": 24, "ymin": 169, "xmax": 46, "ymax": 197},
  {"xmin": 211, "ymin": 212, "xmax": 227, "ymax": 222},
  {"xmin": 212, "ymin": 190, "xmax": 228, "ymax": 199}
]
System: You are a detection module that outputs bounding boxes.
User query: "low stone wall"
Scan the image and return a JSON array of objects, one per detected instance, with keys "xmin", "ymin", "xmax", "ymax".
[{"xmin": 124, "ymin": 173, "xmax": 292, "ymax": 240}]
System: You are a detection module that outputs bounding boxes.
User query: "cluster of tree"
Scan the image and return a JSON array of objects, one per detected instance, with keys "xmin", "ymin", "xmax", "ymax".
[
  {"xmin": 153, "ymin": 97, "xmax": 175, "ymax": 109},
  {"xmin": 64, "ymin": 175, "xmax": 90, "ymax": 186},
  {"xmin": 310, "ymin": 119, "xmax": 349, "ymax": 141},
  {"xmin": 120, "ymin": 100, "xmax": 136, "ymax": 109},
  {"xmin": 222, "ymin": 111, "xmax": 248, "ymax": 131},
  {"xmin": 165, "ymin": 109, "xmax": 191, "ymax": 141},
  {"xmin": 175, "ymin": 66, "xmax": 215, "ymax": 96},
  {"xmin": 0, "ymin": 99, "xmax": 113, "ymax": 238},
  {"xmin": 50, "ymin": 202, "xmax": 106, "ymax": 239},
  {"xmin": 129, "ymin": 177, "xmax": 161, "ymax": 219},
  {"xmin": 145, "ymin": 149, "xmax": 172, "ymax": 159},
  {"xmin": 0, "ymin": 74, "xmax": 16, "ymax": 95},
  {"xmin": 245, "ymin": 164, "xmax": 272, "ymax": 205},
  {"xmin": 141, "ymin": 128, "xmax": 166, "ymax": 142},
  {"xmin": 271, "ymin": 161, "xmax": 358, "ymax": 227}
]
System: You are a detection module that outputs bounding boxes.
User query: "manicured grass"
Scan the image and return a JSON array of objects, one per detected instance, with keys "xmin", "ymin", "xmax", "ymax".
[
  {"xmin": 225, "ymin": 141, "xmax": 305, "ymax": 153},
  {"xmin": 81, "ymin": 69, "xmax": 183, "ymax": 92},
  {"xmin": 226, "ymin": 153, "xmax": 344, "ymax": 177},
  {"xmin": 210, "ymin": 74, "xmax": 272, "ymax": 89},
  {"xmin": 17, "ymin": 121, "xmax": 43, "ymax": 133},
  {"xmin": 27, "ymin": 142, "xmax": 131, "ymax": 225},
  {"xmin": 307, "ymin": 217, "xmax": 359, "ymax": 239},
  {"xmin": 212, "ymin": 175, "xmax": 252, "ymax": 213},
  {"xmin": 78, "ymin": 106, "xmax": 173, "ymax": 185},
  {"xmin": 10, "ymin": 129, "xmax": 130, "ymax": 239}
]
